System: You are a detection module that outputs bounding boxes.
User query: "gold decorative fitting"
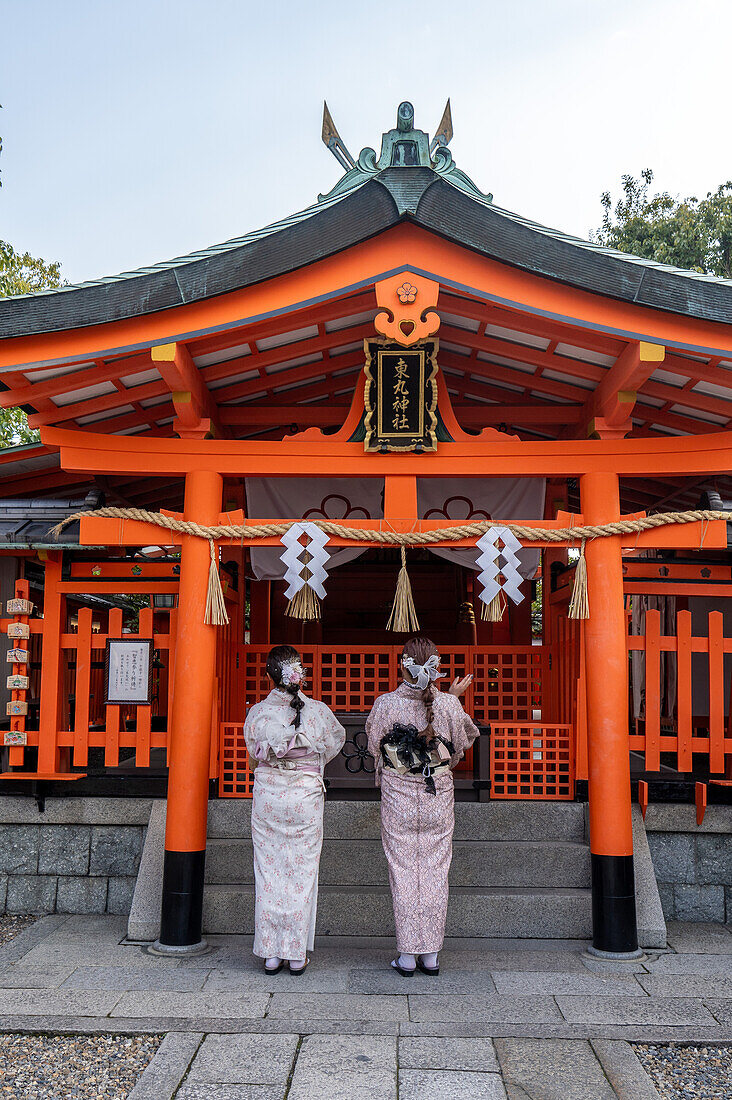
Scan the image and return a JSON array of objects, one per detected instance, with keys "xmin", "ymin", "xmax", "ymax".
[{"xmin": 396, "ymin": 282, "xmax": 418, "ymax": 303}]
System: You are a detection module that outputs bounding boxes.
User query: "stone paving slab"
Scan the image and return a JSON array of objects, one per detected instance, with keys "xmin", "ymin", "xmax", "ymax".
[
  {"xmin": 175, "ymin": 1085, "xmax": 283, "ymax": 1099},
  {"xmin": 0, "ymin": 988, "xmax": 120, "ymax": 1016},
  {"xmin": 703, "ymin": 1000, "xmax": 732, "ymax": 1025},
  {"xmin": 556, "ymin": 994, "xmax": 717, "ymax": 1026},
  {"xmin": 348, "ymin": 968, "xmax": 498, "ymax": 994},
  {"xmin": 186, "ymin": 1033, "xmax": 298, "ymax": 1085},
  {"xmin": 408, "ymin": 995, "xmax": 562, "ymax": 1024},
  {"xmin": 128, "ymin": 1031, "xmax": 203, "ymax": 1100},
  {"xmin": 287, "ymin": 1034, "xmax": 397, "ymax": 1100},
  {"xmin": 60, "ymin": 965, "xmax": 210, "ymax": 992},
  {"xmin": 643, "ymin": 951, "xmax": 732, "ymax": 975},
  {"xmin": 268, "ymin": 992, "xmax": 408, "ymax": 1021},
  {"xmin": 665, "ymin": 921, "xmax": 732, "ymax": 953},
  {"xmin": 16, "ymin": 942, "xmax": 186, "ymax": 968},
  {"xmin": 491, "ymin": 971, "xmax": 645, "ymax": 996},
  {"xmin": 637, "ymin": 973, "xmax": 732, "ymax": 999},
  {"xmin": 399, "ymin": 1069, "xmax": 507, "ymax": 1099},
  {"xmin": 0, "ymin": 963, "xmax": 76, "ymax": 987},
  {"xmin": 590, "ymin": 1039, "xmax": 661, "ymax": 1100},
  {"xmin": 111, "ymin": 991, "xmax": 271, "ymax": 1018},
  {"xmin": 398, "ymin": 1036, "xmax": 500, "ymax": 1071},
  {"xmin": 494, "ymin": 1038, "xmax": 616, "ymax": 1100},
  {"xmin": 202, "ymin": 966, "xmax": 350, "ymax": 993}
]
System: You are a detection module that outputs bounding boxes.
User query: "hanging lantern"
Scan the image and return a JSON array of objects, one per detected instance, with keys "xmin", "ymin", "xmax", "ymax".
[
  {"xmin": 475, "ymin": 527, "xmax": 524, "ymax": 621},
  {"xmin": 280, "ymin": 522, "xmax": 331, "ymax": 621}
]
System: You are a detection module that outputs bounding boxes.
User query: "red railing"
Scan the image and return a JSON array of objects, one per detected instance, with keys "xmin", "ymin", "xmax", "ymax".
[{"xmin": 628, "ymin": 608, "xmax": 732, "ymax": 775}]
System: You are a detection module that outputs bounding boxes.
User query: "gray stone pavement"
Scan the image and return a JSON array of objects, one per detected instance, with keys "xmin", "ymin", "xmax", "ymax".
[{"xmin": 2, "ymin": 915, "xmax": 732, "ymax": 1097}]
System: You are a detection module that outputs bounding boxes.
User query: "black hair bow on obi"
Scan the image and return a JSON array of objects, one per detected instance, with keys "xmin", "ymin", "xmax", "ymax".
[{"xmin": 379, "ymin": 723, "xmax": 454, "ymax": 795}]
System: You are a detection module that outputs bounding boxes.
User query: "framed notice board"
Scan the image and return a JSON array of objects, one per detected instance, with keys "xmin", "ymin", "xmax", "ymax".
[{"xmin": 104, "ymin": 638, "xmax": 153, "ymax": 706}]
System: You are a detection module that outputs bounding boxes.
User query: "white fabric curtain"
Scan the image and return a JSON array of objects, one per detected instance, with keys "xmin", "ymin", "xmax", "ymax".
[
  {"xmin": 246, "ymin": 478, "xmax": 384, "ymax": 581},
  {"xmin": 416, "ymin": 477, "xmax": 546, "ymax": 580},
  {"xmin": 245, "ymin": 476, "xmax": 546, "ymax": 581}
]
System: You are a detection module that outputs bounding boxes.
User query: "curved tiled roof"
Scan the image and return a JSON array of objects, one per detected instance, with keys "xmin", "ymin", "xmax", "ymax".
[{"xmin": 3, "ymin": 163, "xmax": 732, "ymax": 338}]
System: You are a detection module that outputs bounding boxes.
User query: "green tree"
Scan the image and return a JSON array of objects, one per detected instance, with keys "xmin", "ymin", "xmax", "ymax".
[
  {"xmin": 0, "ymin": 130, "xmax": 64, "ymax": 446},
  {"xmin": 594, "ymin": 169, "xmax": 732, "ymax": 278}
]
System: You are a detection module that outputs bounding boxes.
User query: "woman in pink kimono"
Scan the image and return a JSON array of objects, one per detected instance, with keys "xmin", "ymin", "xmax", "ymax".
[
  {"xmin": 244, "ymin": 645, "xmax": 345, "ymax": 974},
  {"xmin": 366, "ymin": 636, "xmax": 478, "ymax": 977}
]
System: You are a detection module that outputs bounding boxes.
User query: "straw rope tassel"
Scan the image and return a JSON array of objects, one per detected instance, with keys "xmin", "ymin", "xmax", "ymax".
[
  {"xmin": 481, "ymin": 589, "xmax": 507, "ymax": 622},
  {"xmin": 204, "ymin": 540, "xmax": 230, "ymax": 626},
  {"xmin": 387, "ymin": 545, "xmax": 420, "ymax": 633},
  {"xmin": 568, "ymin": 540, "xmax": 590, "ymax": 620},
  {"xmin": 285, "ymin": 550, "xmax": 322, "ymax": 622}
]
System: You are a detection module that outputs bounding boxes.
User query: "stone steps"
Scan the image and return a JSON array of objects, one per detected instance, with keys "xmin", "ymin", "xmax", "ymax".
[
  {"xmin": 207, "ymin": 800, "xmax": 587, "ymax": 843},
  {"xmin": 202, "ymin": 883, "xmax": 593, "ymax": 939},
  {"xmin": 200, "ymin": 800, "xmax": 592, "ymax": 940},
  {"xmin": 205, "ymin": 837, "xmax": 591, "ymax": 889}
]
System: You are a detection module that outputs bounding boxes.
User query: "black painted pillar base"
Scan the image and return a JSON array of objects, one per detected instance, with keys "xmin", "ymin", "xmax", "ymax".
[
  {"xmin": 157, "ymin": 849, "xmax": 206, "ymax": 950},
  {"xmin": 590, "ymin": 853, "xmax": 639, "ymax": 955}
]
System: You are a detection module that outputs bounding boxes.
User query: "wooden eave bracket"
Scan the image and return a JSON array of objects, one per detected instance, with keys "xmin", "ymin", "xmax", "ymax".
[
  {"xmin": 584, "ymin": 341, "xmax": 665, "ymax": 438},
  {"xmin": 152, "ymin": 342, "xmax": 225, "ymax": 438}
]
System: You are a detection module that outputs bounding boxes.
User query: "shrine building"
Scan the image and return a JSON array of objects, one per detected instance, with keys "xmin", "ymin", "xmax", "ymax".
[{"xmin": 0, "ymin": 102, "xmax": 731, "ymax": 957}]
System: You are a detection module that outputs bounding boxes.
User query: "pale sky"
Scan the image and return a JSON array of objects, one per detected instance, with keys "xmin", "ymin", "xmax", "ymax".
[{"xmin": 2, "ymin": 0, "xmax": 731, "ymax": 285}]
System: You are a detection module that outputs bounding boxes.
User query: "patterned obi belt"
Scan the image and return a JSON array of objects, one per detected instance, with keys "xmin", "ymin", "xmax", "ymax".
[{"xmin": 254, "ymin": 734, "xmax": 322, "ymax": 778}]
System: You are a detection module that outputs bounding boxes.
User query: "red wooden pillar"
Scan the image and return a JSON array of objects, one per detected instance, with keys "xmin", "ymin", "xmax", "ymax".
[
  {"xmin": 157, "ymin": 469, "xmax": 223, "ymax": 950},
  {"xmin": 580, "ymin": 471, "xmax": 639, "ymax": 955}
]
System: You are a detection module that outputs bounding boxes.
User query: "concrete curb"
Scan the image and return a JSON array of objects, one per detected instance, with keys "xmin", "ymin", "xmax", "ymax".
[
  {"xmin": 592, "ymin": 1039, "xmax": 662, "ymax": 1098},
  {"xmin": 127, "ymin": 801, "xmax": 165, "ymax": 942},
  {"xmin": 632, "ymin": 805, "xmax": 667, "ymax": 950},
  {"xmin": 127, "ymin": 1030, "xmax": 203, "ymax": 1100}
]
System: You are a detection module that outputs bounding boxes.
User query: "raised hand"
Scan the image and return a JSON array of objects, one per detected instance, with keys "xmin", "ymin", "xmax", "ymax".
[{"xmin": 448, "ymin": 674, "xmax": 473, "ymax": 698}]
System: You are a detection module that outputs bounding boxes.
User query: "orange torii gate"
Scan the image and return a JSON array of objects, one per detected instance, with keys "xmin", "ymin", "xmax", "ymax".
[{"xmin": 40, "ymin": 423, "xmax": 731, "ymax": 956}]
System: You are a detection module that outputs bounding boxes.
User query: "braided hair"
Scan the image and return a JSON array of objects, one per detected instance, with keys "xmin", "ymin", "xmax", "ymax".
[
  {"xmin": 402, "ymin": 635, "xmax": 440, "ymax": 742},
  {"xmin": 266, "ymin": 644, "xmax": 306, "ymax": 729}
]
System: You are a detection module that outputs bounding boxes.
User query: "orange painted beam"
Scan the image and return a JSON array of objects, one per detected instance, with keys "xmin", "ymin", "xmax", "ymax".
[
  {"xmin": 583, "ymin": 341, "xmax": 665, "ymax": 436},
  {"xmin": 42, "ymin": 424, "xmax": 732, "ymax": 478},
  {"xmin": 6, "ymin": 224, "xmax": 732, "ymax": 376},
  {"xmin": 218, "ymin": 403, "xmax": 583, "ymax": 427}
]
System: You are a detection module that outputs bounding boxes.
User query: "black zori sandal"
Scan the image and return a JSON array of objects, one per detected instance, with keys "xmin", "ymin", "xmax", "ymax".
[
  {"xmin": 264, "ymin": 960, "xmax": 285, "ymax": 975},
  {"xmin": 390, "ymin": 959, "xmax": 416, "ymax": 977},
  {"xmin": 416, "ymin": 955, "xmax": 439, "ymax": 976},
  {"xmin": 288, "ymin": 959, "xmax": 309, "ymax": 975}
]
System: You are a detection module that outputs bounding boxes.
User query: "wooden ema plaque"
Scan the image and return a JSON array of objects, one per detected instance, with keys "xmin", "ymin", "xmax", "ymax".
[
  {"xmin": 7, "ymin": 675, "xmax": 29, "ymax": 691},
  {"xmin": 363, "ymin": 340, "xmax": 438, "ymax": 452},
  {"xmin": 3, "ymin": 731, "xmax": 27, "ymax": 747},
  {"xmin": 7, "ymin": 623, "xmax": 30, "ymax": 640},
  {"xmin": 6, "ymin": 598, "xmax": 33, "ymax": 616},
  {"xmin": 6, "ymin": 649, "xmax": 28, "ymax": 664},
  {"xmin": 6, "ymin": 700, "xmax": 28, "ymax": 717}
]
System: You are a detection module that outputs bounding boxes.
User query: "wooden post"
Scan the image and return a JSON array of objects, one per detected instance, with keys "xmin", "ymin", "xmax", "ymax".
[
  {"xmin": 580, "ymin": 471, "xmax": 639, "ymax": 955},
  {"xmin": 157, "ymin": 469, "xmax": 223, "ymax": 950}
]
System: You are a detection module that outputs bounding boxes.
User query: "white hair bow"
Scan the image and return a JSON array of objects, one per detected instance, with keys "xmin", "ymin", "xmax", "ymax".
[{"xmin": 402, "ymin": 654, "xmax": 445, "ymax": 691}]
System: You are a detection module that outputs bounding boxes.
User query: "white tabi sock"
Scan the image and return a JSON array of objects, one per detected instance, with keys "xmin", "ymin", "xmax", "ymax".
[
  {"xmin": 289, "ymin": 958, "xmax": 307, "ymax": 970},
  {"xmin": 419, "ymin": 952, "xmax": 438, "ymax": 969},
  {"xmin": 265, "ymin": 957, "xmax": 282, "ymax": 970},
  {"xmin": 397, "ymin": 953, "xmax": 416, "ymax": 971}
]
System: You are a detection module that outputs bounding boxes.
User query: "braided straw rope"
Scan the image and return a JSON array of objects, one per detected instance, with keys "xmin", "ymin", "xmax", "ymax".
[
  {"xmin": 49, "ymin": 506, "xmax": 732, "ymax": 547},
  {"xmin": 49, "ymin": 506, "xmax": 730, "ymax": 626}
]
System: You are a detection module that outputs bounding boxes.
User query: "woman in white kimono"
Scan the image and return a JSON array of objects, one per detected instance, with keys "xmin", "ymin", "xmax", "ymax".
[
  {"xmin": 243, "ymin": 645, "xmax": 345, "ymax": 974},
  {"xmin": 366, "ymin": 636, "xmax": 478, "ymax": 977}
]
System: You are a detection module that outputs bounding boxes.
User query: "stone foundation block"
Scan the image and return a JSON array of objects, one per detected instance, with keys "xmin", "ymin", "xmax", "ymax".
[
  {"xmin": 6, "ymin": 875, "xmax": 57, "ymax": 914},
  {"xmin": 674, "ymin": 883, "xmax": 725, "ymax": 923},
  {"xmin": 56, "ymin": 875, "xmax": 108, "ymax": 914},
  {"xmin": 38, "ymin": 825, "xmax": 91, "ymax": 875},
  {"xmin": 697, "ymin": 834, "xmax": 732, "ymax": 885},
  {"xmin": 90, "ymin": 826, "xmax": 143, "ymax": 876},
  {"xmin": 647, "ymin": 833, "xmax": 696, "ymax": 885},
  {"xmin": 0, "ymin": 825, "xmax": 39, "ymax": 874},
  {"xmin": 107, "ymin": 876, "xmax": 136, "ymax": 915}
]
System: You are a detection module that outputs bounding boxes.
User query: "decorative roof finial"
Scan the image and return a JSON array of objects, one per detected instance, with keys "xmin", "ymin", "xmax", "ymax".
[
  {"xmin": 321, "ymin": 101, "xmax": 355, "ymax": 171},
  {"xmin": 430, "ymin": 99, "xmax": 453, "ymax": 154}
]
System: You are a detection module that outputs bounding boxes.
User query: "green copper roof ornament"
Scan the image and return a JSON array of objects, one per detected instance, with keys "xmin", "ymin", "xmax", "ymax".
[{"xmin": 319, "ymin": 100, "xmax": 492, "ymax": 206}]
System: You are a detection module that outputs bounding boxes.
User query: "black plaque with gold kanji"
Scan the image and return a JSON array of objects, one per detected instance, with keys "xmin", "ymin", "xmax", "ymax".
[{"xmin": 363, "ymin": 340, "xmax": 438, "ymax": 452}]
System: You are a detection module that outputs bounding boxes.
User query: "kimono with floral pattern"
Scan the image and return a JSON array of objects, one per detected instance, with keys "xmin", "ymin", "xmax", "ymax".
[
  {"xmin": 244, "ymin": 689, "xmax": 345, "ymax": 959},
  {"xmin": 366, "ymin": 683, "xmax": 479, "ymax": 954}
]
